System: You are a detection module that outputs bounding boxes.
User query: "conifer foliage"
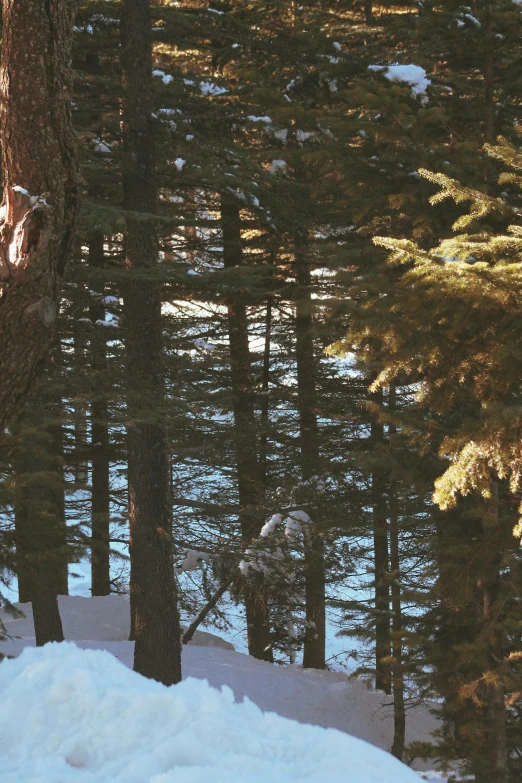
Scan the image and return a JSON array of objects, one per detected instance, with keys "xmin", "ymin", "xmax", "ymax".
[{"xmin": 1, "ymin": 2, "xmax": 522, "ymax": 780}]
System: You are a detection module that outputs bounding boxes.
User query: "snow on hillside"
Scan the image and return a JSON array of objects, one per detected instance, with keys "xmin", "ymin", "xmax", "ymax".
[
  {"xmin": 0, "ymin": 596, "xmax": 443, "ymax": 780},
  {"xmin": 0, "ymin": 643, "xmax": 422, "ymax": 783},
  {"xmin": 0, "ymin": 595, "xmax": 234, "ymax": 650}
]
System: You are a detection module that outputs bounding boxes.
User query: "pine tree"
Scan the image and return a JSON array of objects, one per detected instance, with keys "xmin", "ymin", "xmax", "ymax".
[
  {"xmin": 120, "ymin": 0, "xmax": 182, "ymax": 685},
  {"xmin": 0, "ymin": 0, "xmax": 80, "ymax": 429},
  {"xmin": 338, "ymin": 137, "xmax": 522, "ymax": 783}
]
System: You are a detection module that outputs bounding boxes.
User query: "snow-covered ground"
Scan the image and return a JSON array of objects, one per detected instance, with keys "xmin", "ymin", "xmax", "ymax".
[
  {"xmin": 0, "ymin": 643, "xmax": 424, "ymax": 783},
  {"xmin": 0, "ymin": 596, "xmax": 445, "ymax": 782}
]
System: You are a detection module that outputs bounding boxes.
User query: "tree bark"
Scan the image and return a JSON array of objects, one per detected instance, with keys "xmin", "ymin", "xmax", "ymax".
[
  {"xmin": 0, "ymin": 0, "xmax": 80, "ymax": 431},
  {"xmin": 482, "ymin": 481, "xmax": 507, "ymax": 783},
  {"xmin": 33, "ymin": 584, "xmax": 65, "ymax": 646},
  {"xmin": 370, "ymin": 391, "xmax": 391, "ymax": 694},
  {"xmin": 295, "ymin": 238, "xmax": 326, "ymax": 670},
  {"xmin": 221, "ymin": 194, "xmax": 272, "ymax": 662},
  {"xmin": 73, "ymin": 332, "xmax": 89, "ymax": 485},
  {"xmin": 121, "ymin": 0, "xmax": 181, "ymax": 685},
  {"xmin": 388, "ymin": 386, "xmax": 405, "ymax": 759},
  {"xmin": 259, "ymin": 299, "xmax": 272, "ymax": 486},
  {"xmin": 13, "ymin": 366, "xmax": 67, "ymax": 642},
  {"xmin": 89, "ymin": 235, "xmax": 111, "ymax": 596},
  {"xmin": 483, "ymin": 0, "xmax": 496, "ymax": 191}
]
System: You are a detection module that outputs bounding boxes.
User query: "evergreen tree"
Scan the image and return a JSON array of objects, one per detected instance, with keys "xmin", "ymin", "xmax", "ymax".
[{"xmin": 0, "ymin": 0, "xmax": 80, "ymax": 429}]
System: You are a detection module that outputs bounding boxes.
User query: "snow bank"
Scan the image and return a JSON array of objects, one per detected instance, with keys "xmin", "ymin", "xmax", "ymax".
[
  {"xmin": 0, "ymin": 597, "xmax": 441, "ymax": 775},
  {"xmin": 0, "ymin": 643, "xmax": 422, "ymax": 783}
]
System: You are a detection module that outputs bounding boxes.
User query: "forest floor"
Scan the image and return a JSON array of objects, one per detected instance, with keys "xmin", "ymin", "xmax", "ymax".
[{"xmin": 0, "ymin": 596, "xmax": 447, "ymax": 782}]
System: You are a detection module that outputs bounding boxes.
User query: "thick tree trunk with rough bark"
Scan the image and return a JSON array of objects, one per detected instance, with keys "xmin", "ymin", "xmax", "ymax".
[
  {"xmin": 295, "ymin": 239, "xmax": 326, "ymax": 670},
  {"xmin": 13, "ymin": 366, "xmax": 68, "ymax": 642},
  {"xmin": 32, "ymin": 583, "xmax": 64, "ymax": 646},
  {"xmin": 0, "ymin": 0, "xmax": 79, "ymax": 431},
  {"xmin": 89, "ymin": 235, "xmax": 111, "ymax": 596},
  {"xmin": 221, "ymin": 194, "xmax": 272, "ymax": 662},
  {"xmin": 121, "ymin": 0, "xmax": 181, "ymax": 685}
]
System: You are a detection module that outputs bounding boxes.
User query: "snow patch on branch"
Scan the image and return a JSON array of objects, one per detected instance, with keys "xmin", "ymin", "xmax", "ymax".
[
  {"xmin": 368, "ymin": 63, "xmax": 431, "ymax": 103},
  {"xmin": 193, "ymin": 338, "xmax": 217, "ymax": 351},
  {"xmin": 270, "ymin": 159, "xmax": 287, "ymax": 175},
  {"xmin": 180, "ymin": 550, "xmax": 212, "ymax": 571}
]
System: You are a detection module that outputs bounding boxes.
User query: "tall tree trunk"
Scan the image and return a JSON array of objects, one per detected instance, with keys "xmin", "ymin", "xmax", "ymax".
[
  {"xmin": 73, "ymin": 333, "xmax": 89, "ymax": 485},
  {"xmin": 259, "ymin": 299, "xmax": 272, "ymax": 486},
  {"xmin": 295, "ymin": 238, "xmax": 326, "ymax": 670},
  {"xmin": 32, "ymin": 584, "xmax": 65, "ymax": 646},
  {"xmin": 364, "ymin": 1, "xmax": 373, "ymax": 26},
  {"xmin": 13, "ymin": 364, "xmax": 67, "ymax": 643},
  {"xmin": 482, "ymin": 481, "xmax": 507, "ymax": 783},
  {"xmin": 121, "ymin": 0, "xmax": 181, "ymax": 685},
  {"xmin": 0, "ymin": 0, "xmax": 80, "ymax": 431},
  {"xmin": 89, "ymin": 235, "xmax": 111, "ymax": 596},
  {"xmin": 371, "ymin": 387, "xmax": 391, "ymax": 694},
  {"xmin": 221, "ymin": 193, "xmax": 272, "ymax": 662},
  {"xmin": 483, "ymin": 0, "xmax": 496, "ymax": 191},
  {"xmin": 388, "ymin": 385, "xmax": 405, "ymax": 759}
]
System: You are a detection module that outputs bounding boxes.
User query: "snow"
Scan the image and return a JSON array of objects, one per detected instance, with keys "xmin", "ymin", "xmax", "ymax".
[
  {"xmin": 260, "ymin": 513, "xmax": 284, "ymax": 537},
  {"xmin": 186, "ymin": 134, "xmax": 194, "ymax": 141},
  {"xmin": 247, "ymin": 115, "xmax": 272, "ymax": 123},
  {"xmin": 180, "ymin": 550, "xmax": 212, "ymax": 571},
  {"xmin": 158, "ymin": 108, "xmax": 179, "ymax": 117},
  {"xmin": 0, "ymin": 596, "xmax": 441, "ymax": 780},
  {"xmin": 193, "ymin": 338, "xmax": 216, "ymax": 351},
  {"xmin": 200, "ymin": 81, "xmax": 228, "ymax": 96},
  {"xmin": 102, "ymin": 295, "xmax": 119, "ymax": 305},
  {"xmin": 369, "ymin": 64, "xmax": 431, "ymax": 103},
  {"xmin": 273, "ymin": 128, "xmax": 288, "ymax": 143},
  {"xmin": 12, "ymin": 185, "xmax": 29, "ymax": 195},
  {"xmin": 74, "ymin": 24, "xmax": 94, "ymax": 34},
  {"xmin": 95, "ymin": 319, "xmax": 119, "ymax": 328},
  {"xmin": 270, "ymin": 159, "xmax": 287, "ymax": 174},
  {"xmin": 153, "ymin": 69, "xmax": 174, "ymax": 84},
  {"xmin": 460, "ymin": 12, "xmax": 480, "ymax": 26},
  {"xmin": 93, "ymin": 138, "xmax": 111, "ymax": 153},
  {"xmin": 187, "ymin": 269, "xmax": 200, "ymax": 276},
  {"xmin": 0, "ymin": 643, "xmax": 423, "ymax": 783},
  {"xmin": 0, "ymin": 596, "xmax": 233, "ymax": 650},
  {"xmin": 227, "ymin": 187, "xmax": 247, "ymax": 203},
  {"xmin": 175, "ymin": 158, "xmax": 186, "ymax": 171},
  {"xmin": 284, "ymin": 509, "xmax": 311, "ymax": 538}
]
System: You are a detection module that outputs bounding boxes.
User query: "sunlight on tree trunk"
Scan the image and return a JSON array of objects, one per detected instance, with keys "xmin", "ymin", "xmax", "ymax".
[{"xmin": 0, "ymin": 0, "xmax": 80, "ymax": 430}]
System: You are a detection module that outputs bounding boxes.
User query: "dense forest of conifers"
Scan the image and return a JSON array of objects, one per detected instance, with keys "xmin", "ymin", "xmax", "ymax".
[{"xmin": 1, "ymin": 2, "xmax": 522, "ymax": 781}]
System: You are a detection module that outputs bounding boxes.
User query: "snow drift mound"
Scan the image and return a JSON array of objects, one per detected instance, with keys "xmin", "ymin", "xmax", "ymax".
[{"xmin": 0, "ymin": 643, "xmax": 420, "ymax": 783}]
